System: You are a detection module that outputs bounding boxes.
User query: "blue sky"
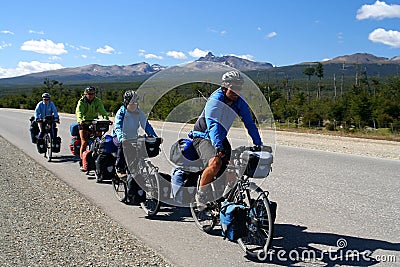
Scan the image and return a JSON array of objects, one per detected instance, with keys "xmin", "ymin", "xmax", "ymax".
[{"xmin": 1, "ymin": 0, "xmax": 400, "ymax": 78}]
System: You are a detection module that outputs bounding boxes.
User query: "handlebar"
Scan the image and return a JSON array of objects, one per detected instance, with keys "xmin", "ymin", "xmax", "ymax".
[
  {"xmin": 231, "ymin": 145, "xmax": 272, "ymax": 159},
  {"xmin": 36, "ymin": 115, "xmax": 59, "ymax": 123},
  {"xmin": 80, "ymin": 119, "xmax": 113, "ymax": 125},
  {"xmin": 122, "ymin": 135, "xmax": 162, "ymax": 145}
]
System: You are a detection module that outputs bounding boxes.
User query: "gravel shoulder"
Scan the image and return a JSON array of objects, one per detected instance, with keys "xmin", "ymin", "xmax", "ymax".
[
  {"xmin": 275, "ymin": 130, "xmax": 399, "ymax": 160},
  {"xmin": 0, "ymin": 136, "xmax": 172, "ymax": 267}
]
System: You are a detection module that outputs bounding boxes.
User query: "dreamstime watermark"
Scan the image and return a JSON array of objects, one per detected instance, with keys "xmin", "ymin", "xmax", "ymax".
[{"xmin": 257, "ymin": 238, "xmax": 398, "ymax": 263}]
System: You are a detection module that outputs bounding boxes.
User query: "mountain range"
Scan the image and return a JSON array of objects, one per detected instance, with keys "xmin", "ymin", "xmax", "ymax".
[{"xmin": 0, "ymin": 52, "xmax": 399, "ymax": 86}]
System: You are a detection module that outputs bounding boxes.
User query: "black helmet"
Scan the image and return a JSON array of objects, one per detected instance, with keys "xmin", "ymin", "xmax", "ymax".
[
  {"xmin": 84, "ymin": 86, "xmax": 96, "ymax": 93},
  {"xmin": 42, "ymin": 92, "xmax": 51, "ymax": 99},
  {"xmin": 123, "ymin": 90, "xmax": 139, "ymax": 106}
]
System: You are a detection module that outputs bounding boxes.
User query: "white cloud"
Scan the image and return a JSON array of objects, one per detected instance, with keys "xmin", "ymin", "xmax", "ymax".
[
  {"xmin": 1, "ymin": 30, "xmax": 14, "ymax": 35},
  {"xmin": 189, "ymin": 48, "xmax": 208, "ymax": 58},
  {"xmin": 138, "ymin": 49, "xmax": 163, "ymax": 60},
  {"xmin": 166, "ymin": 50, "xmax": 187, "ymax": 60},
  {"xmin": 96, "ymin": 45, "xmax": 115, "ymax": 54},
  {"xmin": 369, "ymin": 28, "xmax": 400, "ymax": 47},
  {"xmin": 67, "ymin": 44, "xmax": 90, "ymax": 51},
  {"xmin": 144, "ymin": 53, "xmax": 163, "ymax": 60},
  {"xmin": 266, "ymin": 32, "xmax": 277, "ymax": 38},
  {"xmin": 0, "ymin": 41, "xmax": 12, "ymax": 49},
  {"xmin": 21, "ymin": 39, "xmax": 67, "ymax": 55},
  {"xmin": 29, "ymin": 29, "xmax": 45, "ymax": 35},
  {"xmin": 48, "ymin": 56, "xmax": 61, "ymax": 61},
  {"xmin": 229, "ymin": 54, "xmax": 254, "ymax": 61},
  {"xmin": 0, "ymin": 61, "xmax": 63, "ymax": 79},
  {"xmin": 81, "ymin": 54, "xmax": 87, "ymax": 59},
  {"xmin": 356, "ymin": 0, "xmax": 400, "ymax": 20},
  {"xmin": 208, "ymin": 28, "xmax": 227, "ymax": 36}
]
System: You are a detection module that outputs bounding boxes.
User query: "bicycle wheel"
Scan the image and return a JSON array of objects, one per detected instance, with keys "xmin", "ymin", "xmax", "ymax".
[
  {"xmin": 190, "ymin": 200, "xmax": 218, "ymax": 233},
  {"xmin": 45, "ymin": 134, "xmax": 52, "ymax": 162},
  {"xmin": 112, "ymin": 175, "xmax": 127, "ymax": 203},
  {"xmin": 236, "ymin": 184, "xmax": 274, "ymax": 260},
  {"xmin": 139, "ymin": 161, "xmax": 160, "ymax": 216}
]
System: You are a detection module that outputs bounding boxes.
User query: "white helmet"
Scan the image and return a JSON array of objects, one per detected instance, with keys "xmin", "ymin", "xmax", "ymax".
[
  {"xmin": 222, "ymin": 70, "xmax": 244, "ymax": 83},
  {"xmin": 42, "ymin": 92, "xmax": 51, "ymax": 99}
]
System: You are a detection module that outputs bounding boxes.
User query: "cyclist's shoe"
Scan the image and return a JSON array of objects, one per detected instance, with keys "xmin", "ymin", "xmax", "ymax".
[
  {"xmin": 195, "ymin": 192, "xmax": 208, "ymax": 211},
  {"xmin": 80, "ymin": 166, "xmax": 87, "ymax": 172}
]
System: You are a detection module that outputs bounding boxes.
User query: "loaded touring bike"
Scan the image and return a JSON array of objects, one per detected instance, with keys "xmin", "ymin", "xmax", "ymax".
[
  {"xmin": 111, "ymin": 135, "xmax": 163, "ymax": 216},
  {"xmin": 190, "ymin": 145, "xmax": 276, "ymax": 260},
  {"xmin": 80, "ymin": 119, "xmax": 113, "ymax": 182},
  {"xmin": 36, "ymin": 115, "xmax": 60, "ymax": 162}
]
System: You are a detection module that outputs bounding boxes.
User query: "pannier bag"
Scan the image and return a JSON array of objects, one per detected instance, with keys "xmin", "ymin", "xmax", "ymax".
[
  {"xmin": 82, "ymin": 150, "xmax": 95, "ymax": 172},
  {"xmin": 36, "ymin": 138, "xmax": 47, "ymax": 154},
  {"xmin": 220, "ymin": 201, "xmax": 248, "ymax": 241},
  {"xmin": 139, "ymin": 136, "xmax": 162, "ymax": 158},
  {"xmin": 96, "ymin": 134, "xmax": 117, "ymax": 155},
  {"xmin": 157, "ymin": 172, "xmax": 172, "ymax": 202},
  {"xmin": 29, "ymin": 116, "xmax": 40, "ymax": 144},
  {"xmin": 95, "ymin": 153, "xmax": 116, "ymax": 181},
  {"xmin": 69, "ymin": 137, "xmax": 81, "ymax": 156},
  {"xmin": 170, "ymin": 138, "xmax": 202, "ymax": 170},
  {"xmin": 70, "ymin": 123, "xmax": 79, "ymax": 136},
  {"xmin": 92, "ymin": 120, "xmax": 111, "ymax": 132},
  {"xmin": 51, "ymin": 137, "xmax": 62, "ymax": 153},
  {"xmin": 127, "ymin": 174, "xmax": 146, "ymax": 204},
  {"xmin": 249, "ymin": 199, "xmax": 278, "ymax": 230},
  {"xmin": 170, "ymin": 167, "xmax": 200, "ymax": 203},
  {"xmin": 241, "ymin": 151, "xmax": 273, "ymax": 178}
]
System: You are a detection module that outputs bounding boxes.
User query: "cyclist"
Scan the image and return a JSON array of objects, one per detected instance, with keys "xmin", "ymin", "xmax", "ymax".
[
  {"xmin": 191, "ymin": 70, "xmax": 263, "ymax": 208},
  {"xmin": 75, "ymin": 86, "xmax": 110, "ymax": 171},
  {"xmin": 112, "ymin": 90, "xmax": 158, "ymax": 204},
  {"xmin": 34, "ymin": 92, "xmax": 60, "ymax": 139},
  {"xmin": 112, "ymin": 90, "xmax": 158, "ymax": 178}
]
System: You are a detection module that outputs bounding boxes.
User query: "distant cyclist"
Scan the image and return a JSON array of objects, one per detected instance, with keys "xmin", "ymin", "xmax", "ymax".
[
  {"xmin": 34, "ymin": 92, "xmax": 60, "ymax": 139},
  {"xmin": 191, "ymin": 70, "xmax": 263, "ymax": 208},
  {"xmin": 75, "ymin": 86, "xmax": 110, "ymax": 171},
  {"xmin": 112, "ymin": 90, "xmax": 158, "ymax": 178}
]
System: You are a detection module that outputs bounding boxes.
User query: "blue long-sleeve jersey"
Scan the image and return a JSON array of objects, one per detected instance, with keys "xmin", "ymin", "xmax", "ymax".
[
  {"xmin": 192, "ymin": 88, "xmax": 262, "ymax": 148},
  {"xmin": 34, "ymin": 100, "xmax": 59, "ymax": 120},
  {"xmin": 112, "ymin": 105, "xmax": 157, "ymax": 142}
]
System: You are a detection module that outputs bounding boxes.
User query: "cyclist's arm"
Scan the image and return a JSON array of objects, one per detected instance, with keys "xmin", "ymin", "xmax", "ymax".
[
  {"xmin": 75, "ymin": 99, "xmax": 84, "ymax": 124},
  {"xmin": 34, "ymin": 102, "xmax": 42, "ymax": 121},
  {"xmin": 113, "ymin": 107, "xmax": 125, "ymax": 142},
  {"xmin": 238, "ymin": 99, "xmax": 262, "ymax": 146},
  {"xmin": 51, "ymin": 102, "xmax": 59, "ymax": 121},
  {"xmin": 139, "ymin": 111, "xmax": 157, "ymax": 137},
  {"xmin": 96, "ymin": 98, "xmax": 109, "ymax": 120},
  {"xmin": 204, "ymin": 99, "xmax": 227, "ymax": 150}
]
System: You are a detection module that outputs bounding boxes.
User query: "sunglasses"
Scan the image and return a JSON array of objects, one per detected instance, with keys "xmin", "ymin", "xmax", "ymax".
[
  {"xmin": 229, "ymin": 85, "xmax": 243, "ymax": 92},
  {"xmin": 86, "ymin": 93, "xmax": 95, "ymax": 96},
  {"xmin": 43, "ymin": 98, "xmax": 50, "ymax": 101}
]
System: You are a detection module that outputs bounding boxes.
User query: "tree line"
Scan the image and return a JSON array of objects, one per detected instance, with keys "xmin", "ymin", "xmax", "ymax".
[{"xmin": 0, "ymin": 71, "xmax": 399, "ymax": 134}]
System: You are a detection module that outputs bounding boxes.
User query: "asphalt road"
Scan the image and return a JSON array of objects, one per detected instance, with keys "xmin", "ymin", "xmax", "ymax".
[{"xmin": 0, "ymin": 108, "xmax": 399, "ymax": 266}]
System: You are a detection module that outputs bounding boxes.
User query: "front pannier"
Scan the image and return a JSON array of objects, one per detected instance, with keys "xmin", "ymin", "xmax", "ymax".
[
  {"xmin": 138, "ymin": 136, "xmax": 162, "ymax": 158},
  {"xmin": 241, "ymin": 151, "xmax": 273, "ymax": 178}
]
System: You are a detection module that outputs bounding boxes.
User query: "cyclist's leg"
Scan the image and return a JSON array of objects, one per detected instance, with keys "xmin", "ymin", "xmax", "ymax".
[
  {"xmin": 113, "ymin": 136, "xmax": 127, "ymax": 175},
  {"xmin": 78, "ymin": 125, "xmax": 90, "ymax": 159},
  {"xmin": 37, "ymin": 121, "xmax": 44, "ymax": 138}
]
